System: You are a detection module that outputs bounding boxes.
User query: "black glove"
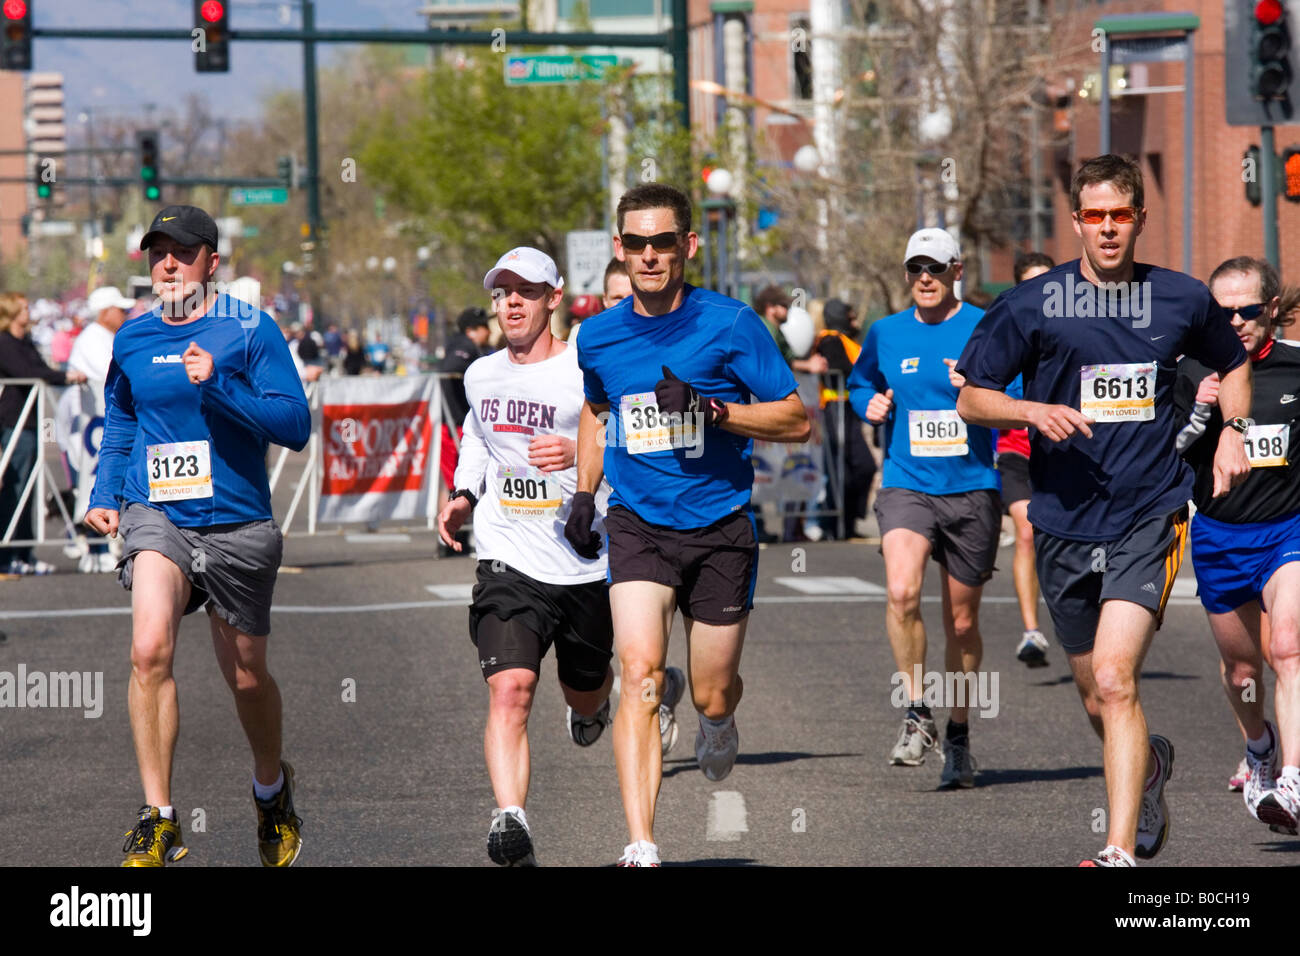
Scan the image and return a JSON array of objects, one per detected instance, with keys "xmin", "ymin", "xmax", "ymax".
[
  {"xmin": 655, "ymin": 365, "xmax": 728, "ymax": 426},
  {"xmin": 563, "ymin": 491, "xmax": 602, "ymax": 559}
]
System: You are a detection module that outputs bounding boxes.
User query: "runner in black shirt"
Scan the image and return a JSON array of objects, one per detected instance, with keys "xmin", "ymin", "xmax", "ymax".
[{"xmin": 1174, "ymin": 256, "xmax": 1300, "ymax": 833}]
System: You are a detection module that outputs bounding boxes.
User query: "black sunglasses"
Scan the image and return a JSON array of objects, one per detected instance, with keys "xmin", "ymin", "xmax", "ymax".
[
  {"xmin": 620, "ymin": 231, "xmax": 682, "ymax": 253},
  {"xmin": 905, "ymin": 260, "xmax": 953, "ymax": 277},
  {"xmin": 1221, "ymin": 302, "xmax": 1266, "ymax": 321}
]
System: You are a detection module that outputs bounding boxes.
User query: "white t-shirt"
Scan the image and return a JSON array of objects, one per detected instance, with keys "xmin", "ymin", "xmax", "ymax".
[
  {"xmin": 455, "ymin": 341, "xmax": 609, "ymax": 585},
  {"xmin": 67, "ymin": 322, "xmax": 115, "ymax": 383}
]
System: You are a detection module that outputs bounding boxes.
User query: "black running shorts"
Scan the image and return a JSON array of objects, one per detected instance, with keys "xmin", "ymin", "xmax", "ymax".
[
  {"xmin": 468, "ymin": 560, "xmax": 613, "ymax": 691},
  {"xmin": 997, "ymin": 452, "xmax": 1031, "ymax": 511},
  {"xmin": 1034, "ymin": 507, "xmax": 1189, "ymax": 656},
  {"xmin": 604, "ymin": 505, "xmax": 757, "ymax": 626},
  {"xmin": 118, "ymin": 502, "xmax": 283, "ymax": 637}
]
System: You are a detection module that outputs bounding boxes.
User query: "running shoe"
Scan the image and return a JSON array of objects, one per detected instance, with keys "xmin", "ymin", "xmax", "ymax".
[
  {"xmin": 1135, "ymin": 735, "xmax": 1174, "ymax": 860},
  {"xmin": 6, "ymin": 558, "xmax": 55, "ymax": 575},
  {"xmin": 617, "ymin": 840, "xmax": 661, "ymax": 867},
  {"xmin": 1228, "ymin": 756, "xmax": 1250, "ymax": 792},
  {"xmin": 1243, "ymin": 722, "xmax": 1280, "ymax": 823},
  {"xmin": 121, "ymin": 806, "xmax": 188, "ymax": 867},
  {"xmin": 1015, "ymin": 629, "xmax": 1050, "ymax": 668},
  {"xmin": 939, "ymin": 738, "xmax": 977, "ymax": 789},
  {"xmin": 695, "ymin": 714, "xmax": 739, "ymax": 782},
  {"xmin": 889, "ymin": 714, "xmax": 940, "ymax": 766},
  {"xmin": 1079, "ymin": 845, "xmax": 1137, "ymax": 867},
  {"xmin": 487, "ymin": 807, "xmax": 536, "ymax": 866},
  {"xmin": 254, "ymin": 760, "xmax": 303, "ymax": 867},
  {"xmin": 567, "ymin": 697, "xmax": 611, "ymax": 747},
  {"xmin": 659, "ymin": 666, "xmax": 685, "ymax": 756},
  {"xmin": 1256, "ymin": 773, "xmax": 1300, "ymax": 835}
]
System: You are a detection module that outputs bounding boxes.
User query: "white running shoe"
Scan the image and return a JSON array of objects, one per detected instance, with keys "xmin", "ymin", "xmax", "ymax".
[
  {"xmin": 695, "ymin": 714, "xmax": 739, "ymax": 781},
  {"xmin": 1257, "ymin": 772, "xmax": 1300, "ymax": 835},
  {"xmin": 1080, "ymin": 844, "xmax": 1137, "ymax": 867},
  {"xmin": 1228, "ymin": 756, "xmax": 1250, "ymax": 792},
  {"xmin": 1015, "ymin": 630, "xmax": 1050, "ymax": 668},
  {"xmin": 939, "ymin": 738, "xmax": 977, "ymax": 789},
  {"xmin": 1243, "ymin": 722, "xmax": 1280, "ymax": 823},
  {"xmin": 889, "ymin": 714, "xmax": 940, "ymax": 766},
  {"xmin": 567, "ymin": 697, "xmax": 612, "ymax": 747},
  {"xmin": 487, "ymin": 807, "xmax": 536, "ymax": 866},
  {"xmin": 617, "ymin": 840, "xmax": 661, "ymax": 867},
  {"xmin": 658, "ymin": 667, "xmax": 685, "ymax": 756}
]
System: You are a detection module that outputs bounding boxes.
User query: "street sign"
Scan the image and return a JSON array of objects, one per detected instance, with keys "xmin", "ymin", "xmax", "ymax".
[
  {"xmin": 504, "ymin": 54, "xmax": 619, "ymax": 86},
  {"xmin": 230, "ymin": 187, "xmax": 288, "ymax": 206},
  {"xmin": 565, "ymin": 230, "xmax": 612, "ymax": 295}
]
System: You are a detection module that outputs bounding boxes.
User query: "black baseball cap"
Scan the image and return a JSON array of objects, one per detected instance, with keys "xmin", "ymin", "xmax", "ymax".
[
  {"xmin": 140, "ymin": 205, "xmax": 219, "ymax": 253},
  {"xmin": 457, "ymin": 306, "xmax": 490, "ymax": 333}
]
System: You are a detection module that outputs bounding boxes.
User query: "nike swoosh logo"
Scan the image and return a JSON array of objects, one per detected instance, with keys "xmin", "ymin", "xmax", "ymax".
[
  {"xmin": 161, "ymin": 216, "xmax": 177, "ymax": 221},
  {"xmin": 1283, "ymin": 395, "xmax": 1298, "ymax": 404},
  {"xmin": 1150, "ymin": 335, "xmax": 1165, "ymax": 341}
]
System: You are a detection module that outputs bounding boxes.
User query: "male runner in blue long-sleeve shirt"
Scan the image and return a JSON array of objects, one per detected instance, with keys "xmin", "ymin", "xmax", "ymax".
[{"xmin": 86, "ymin": 205, "xmax": 310, "ymax": 867}]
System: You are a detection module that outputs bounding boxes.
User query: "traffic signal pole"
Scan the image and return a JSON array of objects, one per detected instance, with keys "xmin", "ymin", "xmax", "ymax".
[{"xmin": 1261, "ymin": 125, "xmax": 1280, "ymax": 267}]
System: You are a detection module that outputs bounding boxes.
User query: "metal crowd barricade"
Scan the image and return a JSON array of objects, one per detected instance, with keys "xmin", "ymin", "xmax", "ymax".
[{"xmin": 0, "ymin": 379, "xmax": 80, "ymax": 549}]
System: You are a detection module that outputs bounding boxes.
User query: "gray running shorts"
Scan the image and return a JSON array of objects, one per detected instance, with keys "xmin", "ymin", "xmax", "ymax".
[
  {"xmin": 117, "ymin": 502, "xmax": 284, "ymax": 637},
  {"xmin": 874, "ymin": 486, "xmax": 1002, "ymax": 586},
  {"xmin": 1034, "ymin": 507, "xmax": 1188, "ymax": 656}
]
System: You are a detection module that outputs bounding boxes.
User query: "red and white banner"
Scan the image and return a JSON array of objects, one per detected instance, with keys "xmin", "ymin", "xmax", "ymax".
[{"xmin": 318, "ymin": 375, "xmax": 441, "ymax": 524}]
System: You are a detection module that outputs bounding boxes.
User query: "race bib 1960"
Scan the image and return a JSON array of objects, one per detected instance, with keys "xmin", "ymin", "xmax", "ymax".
[
  {"xmin": 1079, "ymin": 363, "xmax": 1156, "ymax": 422},
  {"xmin": 1244, "ymin": 423, "xmax": 1289, "ymax": 467},
  {"xmin": 147, "ymin": 440, "xmax": 212, "ymax": 502},
  {"xmin": 495, "ymin": 465, "xmax": 561, "ymax": 520},
  {"xmin": 908, "ymin": 409, "xmax": 968, "ymax": 457}
]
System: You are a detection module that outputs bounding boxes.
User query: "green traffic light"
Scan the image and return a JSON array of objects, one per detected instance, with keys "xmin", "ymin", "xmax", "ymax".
[
  {"xmin": 142, "ymin": 166, "xmax": 157, "ymax": 182},
  {"xmin": 36, "ymin": 183, "xmax": 51, "ymax": 199},
  {"xmin": 146, "ymin": 185, "xmax": 161, "ymax": 201}
]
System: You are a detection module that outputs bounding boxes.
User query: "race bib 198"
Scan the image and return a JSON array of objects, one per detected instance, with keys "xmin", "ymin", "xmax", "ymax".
[
  {"xmin": 147, "ymin": 440, "xmax": 212, "ymax": 502},
  {"xmin": 907, "ymin": 409, "xmax": 968, "ymax": 457},
  {"xmin": 495, "ymin": 465, "xmax": 561, "ymax": 520},
  {"xmin": 1079, "ymin": 363, "xmax": 1156, "ymax": 422},
  {"xmin": 1244, "ymin": 423, "xmax": 1289, "ymax": 467}
]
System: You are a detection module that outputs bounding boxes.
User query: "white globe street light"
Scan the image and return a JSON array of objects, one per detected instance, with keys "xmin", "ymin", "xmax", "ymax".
[
  {"xmin": 793, "ymin": 145, "xmax": 820, "ymax": 174},
  {"xmin": 706, "ymin": 167, "xmax": 734, "ymax": 198}
]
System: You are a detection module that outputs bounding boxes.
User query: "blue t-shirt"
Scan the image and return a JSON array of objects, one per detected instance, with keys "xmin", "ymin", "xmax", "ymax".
[
  {"xmin": 847, "ymin": 302, "xmax": 998, "ymax": 495},
  {"xmin": 956, "ymin": 260, "xmax": 1246, "ymax": 541},
  {"xmin": 577, "ymin": 284, "xmax": 798, "ymax": 528},
  {"xmin": 89, "ymin": 295, "xmax": 311, "ymax": 527}
]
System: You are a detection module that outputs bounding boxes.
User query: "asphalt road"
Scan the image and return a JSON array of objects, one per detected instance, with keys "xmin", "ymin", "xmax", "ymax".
[{"xmin": 0, "ymin": 453, "xmax": 1295, "ymax": 867}]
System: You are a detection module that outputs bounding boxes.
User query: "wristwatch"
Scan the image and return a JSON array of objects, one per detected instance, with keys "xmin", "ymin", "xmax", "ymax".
[
  {"xmin": 1227, "ymin": 417, "xmax": 1255, "ymax": 434},
  {"xmin": 708, "ymin": 396, "xmax": 730, "ymax": 425},
  {"xmin": 450, "ymin": 488, "xmax": 478, "ymax": 508}
]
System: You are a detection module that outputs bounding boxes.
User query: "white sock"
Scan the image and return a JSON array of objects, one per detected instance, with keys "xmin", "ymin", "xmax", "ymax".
[
  {"xmin": 701, "ymin": 714, "xmax": 732, "ymax": 730},
  {"xmin": 253, "ymin": 768, "xmax": 285, "ymax": 801},
  {"xmin": 157, "ymin": 805, "xmax": 175, "ymax": 821},
  {"xmin": 499, "ymin": 805, "xmax": 528, "ymax": 829},
  {"xmin": 1247, "ymin": 724, "xmax": 1275, "ymax": 756}
]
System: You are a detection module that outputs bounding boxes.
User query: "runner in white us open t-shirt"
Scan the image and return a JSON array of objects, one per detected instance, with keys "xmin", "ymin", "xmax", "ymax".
[{"xmin": 436, "ymin": 246, "xmax": 616, "ymax": 868}]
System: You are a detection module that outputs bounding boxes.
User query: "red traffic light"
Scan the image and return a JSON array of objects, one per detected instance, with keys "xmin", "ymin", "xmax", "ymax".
[
  {"xmin": 2, "ymin": 0, "xmax": 27, "ymax": 20},
  {"xmin": 1256, "ymin": 0, "xmax": 1285, "ymax": 26},
  {"xmin": 200, "ymin": 0, "xmax": 225, "ymax": 23}
]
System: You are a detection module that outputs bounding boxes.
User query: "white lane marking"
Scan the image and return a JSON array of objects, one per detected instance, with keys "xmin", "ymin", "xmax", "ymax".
[
  {"xmin": 706, "ymin": 791, "xmax": 748, "ymax": 842},
  {"xmin": 344, "ymin": 533, "xmax": 412, "ymax": 544},
  {"xmin": 426, "ymin": 584, "xmax": 475, "ymax": 600},
  {"xmin": 1169, "ymin": 577, "xmax": 1198, "ymax": 598},
  {"xmin": 774, "ymin": 576, "xmax": 886, "ymax": 595}
]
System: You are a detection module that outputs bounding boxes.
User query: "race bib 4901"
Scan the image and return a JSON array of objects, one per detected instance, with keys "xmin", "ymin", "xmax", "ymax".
[{"xmin": 495, "ymin": 465, "xmax": 561, "ymax": 520}]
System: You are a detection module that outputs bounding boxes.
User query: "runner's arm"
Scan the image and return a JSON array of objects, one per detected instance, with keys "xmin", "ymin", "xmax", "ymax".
[
  {"xmin": 719, "ymin": 391, "xmax": 811, "ymax": 443},
  {"xmin": 1210, "ymin": 359, "xmax": 1252, "ymax": 497},
  {"xmin": 452, "ymin": 409, "xmax": 489, "ymax": 499},
  {"xmin": 575, "ymin": 400, "xmax": 608, "ymax": 495},
  {"xmin": 197, "ymin": 320, "xmax": 310, "ymax": 451},
  {"xmin": 957, "ymin": 385, "xmax": 1094, "ymax": 442}
]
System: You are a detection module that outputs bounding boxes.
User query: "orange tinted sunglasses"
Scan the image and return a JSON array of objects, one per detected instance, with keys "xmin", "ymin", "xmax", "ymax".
[{"xmin": 1075, "ymin": 206, "xmax": 1138, "ymax": 224}]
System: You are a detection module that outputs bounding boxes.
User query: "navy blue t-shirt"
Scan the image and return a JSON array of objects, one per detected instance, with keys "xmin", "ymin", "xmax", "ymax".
[
  {"xmin": 847, "ymin": 303, "xmax": 998, "ymax": 495},
  {"xmin": 577, "ymin": 284, "xmax": 798, "ymax": 528},
  {"xmin": 957, "ymin": 260, "xmax": 1246, "ymax": 540}
]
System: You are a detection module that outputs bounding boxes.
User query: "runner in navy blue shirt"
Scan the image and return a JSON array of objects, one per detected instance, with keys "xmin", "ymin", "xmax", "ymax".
[
  {"xmin": 956, "ymin": 155, "xmax": 1251, "ymax": 867},
  {"xmin": 1173, "ymin": 256, "xmax": 1300, "ymax": 832},
  {"xmin": 86, "ymin": 206, "xmax": 307, "ymax": 868},
  {"xmin": 567, "ymin": 183, "xmax": 810, "ymax": 866},
  {"xmin": 848, "ymin": 227, "xmax": 999, "ymax": 790}
]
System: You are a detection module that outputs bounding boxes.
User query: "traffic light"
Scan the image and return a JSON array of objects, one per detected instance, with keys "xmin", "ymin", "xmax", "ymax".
[
  {"xmin": 194, "ymin": 0, "xmax": 229, "ymax": 73},
  {"xmin": 277, "ymin": 154, "xmax": 297, "ymax": 189},
  {"xmin": 33, "ymin": 153, "xmax": 53, "ymax": 201},
  {"xmin": 1252, "ymin": 0, "xmax": 1293, "ymax": 101},
  {"xmin": 1284, "ymin": 146, "xmax": 1300, "ymax": 202},
  {"xmin": 2, "ymin": 0, "xmax": 32, "ymax": 70},
  {"xmin": 137, "ymin": 129, "xmax": 161, "ymax": 202}
]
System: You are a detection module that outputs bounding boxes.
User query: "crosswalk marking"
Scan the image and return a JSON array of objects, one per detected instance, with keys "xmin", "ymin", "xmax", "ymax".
[
  {"xmin": 706, "ymin": 791, "xmax": 748, "ymax": 842},
  {"xmin": 425, "ymin": 584, "xmax": 474, "ymax": 600},
  {"xmin": 774, "ymin": 576, "xmax": 886, "ymax": 595}
]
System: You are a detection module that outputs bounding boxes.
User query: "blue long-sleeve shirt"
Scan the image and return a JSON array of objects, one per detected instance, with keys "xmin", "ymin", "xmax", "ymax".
[{"xmin": 89, "ymin": 295, "xmax": 310, "ymax": 527}]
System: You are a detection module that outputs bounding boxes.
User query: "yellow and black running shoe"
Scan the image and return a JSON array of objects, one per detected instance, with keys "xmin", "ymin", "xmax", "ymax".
[
  {"xmin": 121, "ymin": 806, "xmax": 189, "ymax": 867},
  {"xmin": 255, "ymin": 760, "xmax": 303, "ymax": 867}
]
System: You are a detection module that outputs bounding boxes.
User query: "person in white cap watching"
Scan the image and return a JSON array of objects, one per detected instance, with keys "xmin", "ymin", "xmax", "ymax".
[
  {"xmin": 847, "ymin": 227, "xmax": 1000, "ymax": 789},
  {"xmin": 65, "ymin": 286, "xmax": 135, "ymax": 572}
]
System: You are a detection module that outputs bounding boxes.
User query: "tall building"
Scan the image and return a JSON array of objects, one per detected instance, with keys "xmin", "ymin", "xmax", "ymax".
[
  {"xmin": 25, "ymin": 72, "xmax": 65, "ymax": 217},
  {"xmin": 0, "ymin": 71, "xmax": 26, "ymax": 263}
]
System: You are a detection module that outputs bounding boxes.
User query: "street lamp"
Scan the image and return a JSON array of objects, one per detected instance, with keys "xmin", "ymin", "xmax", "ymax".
[{"xmin": 702, "ymin": 167, "xmax": 738, "ymax": 298}]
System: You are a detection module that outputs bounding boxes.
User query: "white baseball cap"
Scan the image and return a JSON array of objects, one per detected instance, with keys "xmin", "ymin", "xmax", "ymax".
[
  {"xmin": 483, "ymin": 247, "xmax": 564, "ymax": 292},
  {"xmin": 904, "ymin": 228, "xmax": 961, "ymax": 266},
  {"xmin": 86, "ymin": 286, "xmax": 135, "ymax": 315}
]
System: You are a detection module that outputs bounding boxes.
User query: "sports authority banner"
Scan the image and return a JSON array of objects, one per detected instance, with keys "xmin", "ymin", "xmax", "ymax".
[
  {"xmin": 55, "ymin": 382, "xmax": 106, "ymax": 521},
  {"xmin": 318, "ymin": 375, "xmax": 441, "ymax": 524}
]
